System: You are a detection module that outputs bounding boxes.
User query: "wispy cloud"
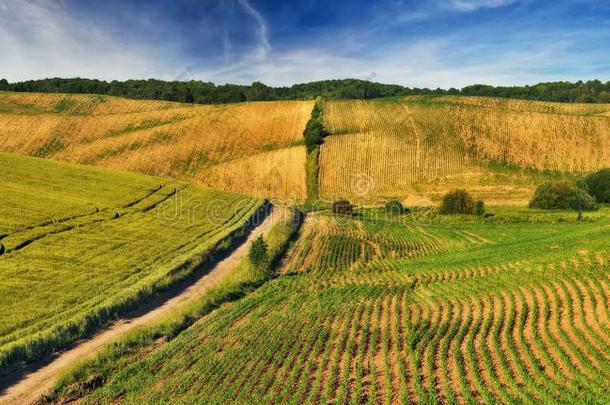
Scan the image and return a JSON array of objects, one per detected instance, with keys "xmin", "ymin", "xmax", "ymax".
[
  {"xmin": 0, "ymin": 0, "xmax": 607, "ymax": 88},
  {"xmin": 439, "ymin": 0, "xmax": 517, "ymax": 12},
  {"xmin": 0, "ymin": 0, "xmax": 174, "ymax": 81},
  {"xmin": 237, "ymin": 0, "xmax": 271, "ymax": 60}
]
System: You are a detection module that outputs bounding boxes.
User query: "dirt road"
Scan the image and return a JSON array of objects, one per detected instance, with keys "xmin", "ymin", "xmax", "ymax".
[{"xmin": 0, "ymin": 206, "xmax": 286, "ymax": 405}]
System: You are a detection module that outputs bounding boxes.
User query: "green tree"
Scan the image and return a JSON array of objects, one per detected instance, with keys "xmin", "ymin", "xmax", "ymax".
[
  {"xmin": 529, "ymin": 182, "xmax": 599, "ymax": 211},
  {"xmin": 303, "ymin": 102, "xmax": 328, "ymax": 152},
  {"xmin": 598, "ymin": 91, "xmax": 610, "ymax": 103},
  {"xmin": 249, "ymin": 236, "xmax": 269, "ymax": 272},
  {"xmin": 440, "ymin": 190, "xmax": 476, "ymax": 215},
  {"xmin": 475, "ymin": 200, "xmax": 485, "ymax": 216},
  {"xmin": 385, "ymin": 199, "xmax": 408, "ymax": 215},
  {"xmin": 245, "ymin": 81, "xmax": 272, "ymax": 101},
  {"xmin": 585, "ymin": 169, "xmax": 610, "ymax": 203}
]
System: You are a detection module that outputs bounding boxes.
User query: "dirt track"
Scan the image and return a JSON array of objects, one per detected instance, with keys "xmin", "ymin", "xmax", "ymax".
[{"xmin": 0, "ymin": 206, "xmax": 286, "ymax": 405}]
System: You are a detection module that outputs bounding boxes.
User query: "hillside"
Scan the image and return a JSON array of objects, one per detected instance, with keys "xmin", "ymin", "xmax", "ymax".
[
  {"xmin": 0, "ymin": 92, "xmax": 312, "ymax": 199},
  {"xmin": 2, "ymin": 92, "xmax": 610, "ymax": 205},
  {"xmin": 319, "ymin": 96, "xmax": 610, "ymax": 203},
  {"xmin": 46, "ymin": 207, "xmax": 610, "ymax": 404},
  {"xmin": 0, "ymin": 153, "xmax": 262, "ymax": 375}
]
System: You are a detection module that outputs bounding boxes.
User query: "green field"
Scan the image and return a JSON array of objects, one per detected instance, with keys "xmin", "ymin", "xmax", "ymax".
[
  {"xmin": 0, "ymin": 153, "xmax": 262, "ymax": 374},
  {"xmin": 2, "ymin": 92, "xmax": 610, "ymax": 404},
  {"xmin": 47, "ymin": 206, "xmax": 610, "ymax": 404}
]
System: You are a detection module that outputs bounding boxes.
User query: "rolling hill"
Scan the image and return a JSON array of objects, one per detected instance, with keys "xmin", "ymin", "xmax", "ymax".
[
  {"xmin": 319, "ymin": 96, "xmax": 610, "ymax": 203},
  {"xmin": 3, "ymin": 92, "xmax": 609, "ymax": 205},
  {"xmin": 3, "ymin": 90, "xmax": 610, "ymax": 404},
  {"xmin": 0, "ymin": 92, "xmax": 312, "ymax": 199},
  {"xmin": 0, "ymin": 152, "xmax": 263, "ymax": 375}
]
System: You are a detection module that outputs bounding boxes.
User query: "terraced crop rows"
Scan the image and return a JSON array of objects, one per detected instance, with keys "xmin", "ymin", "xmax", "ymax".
[
  {"xmin": 57, "ymin": 207, "xmax": 610, "ymax": 404},
  {"xmin": 0, "ymin": 92, "xmax": 312, "ymax": 198}
]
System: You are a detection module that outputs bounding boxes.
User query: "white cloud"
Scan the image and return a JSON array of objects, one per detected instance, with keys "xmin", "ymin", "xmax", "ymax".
[
  {"xmin": 0, "ymin": 0, "xmax": 177, "ymax": 81},
  {"xmin": 439, "ymin": 0, "xmax": 517, "ymax": 12},
  {"xmin": 237, "ymin": 0, "xmax": 271, "ymax": 60},
  {"xmin": 196, "ymin": 35, "xmax": 577, "ymax": 89}
]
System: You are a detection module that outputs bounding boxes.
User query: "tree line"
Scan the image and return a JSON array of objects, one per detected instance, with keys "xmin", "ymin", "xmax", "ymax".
[{"xmin": 1, "ymin": 77, "xmax": 610, "ymax": 104}]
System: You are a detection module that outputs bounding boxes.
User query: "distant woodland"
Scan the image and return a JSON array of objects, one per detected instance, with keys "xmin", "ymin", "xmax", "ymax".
[{"xmin": 2, "ymin": 77, "xmax": 610, "ymax": 104}]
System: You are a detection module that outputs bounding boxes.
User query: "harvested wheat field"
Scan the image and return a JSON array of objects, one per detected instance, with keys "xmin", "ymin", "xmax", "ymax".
[
  {"xmin": 320, "ymin": 97, "xmax": 610, "ymax": 203},
  {"xmin": 0, "ymin": 92, "xmax": 312, "ymax": 199}
]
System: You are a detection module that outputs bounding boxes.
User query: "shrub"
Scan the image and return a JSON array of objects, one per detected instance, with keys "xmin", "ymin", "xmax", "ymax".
[
  {"xmin": 0, "ymin": 243, "xmax": 4, "ymax": 256},
  {"xmin": 475, "ymin": 200, "xmax": 485, "ymax": 216},
  {"xmin": 529, "ymin": 181, "xmax": 599, "ymax": 211},
  {"xmin": 585, "ymin": 168, "xmax": 610, "ymax": 203},
  {"xmin": 440, "ymin": 190, "xmax": 476, "ymax": 215},
  {"xmin": 303, "ymin": 101, "xmax": 329, "ymax": 153},
  {"xmin": 332, "ymin": 200, "xmax": 353, "ymax": 216},
  {"xmin": 568, "ymin": 188, "xmax": 600, "ymax": 211},
  {"xmin": 248, "ymin": 236, "xmax": 269, "ymax": 270},
  {"xmin": 385, "ymin": 199, "xmax": 409, "ymax": 215}
]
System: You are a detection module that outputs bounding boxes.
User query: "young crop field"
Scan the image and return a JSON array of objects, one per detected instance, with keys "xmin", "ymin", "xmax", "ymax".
[
  {"xmin": 47, "ymin": 207, "xmax": 610, "ymax": 404},
  {"xmin": 320, "ymin": 97, "xmax": 610, "ymax": 203},
  {"xmin": 0, "ymin": 153, "xmax": 263, "ymax": 375},
  {"xmin": 0, "ymin": 92, "xmax": 312, "ymax": 199}
]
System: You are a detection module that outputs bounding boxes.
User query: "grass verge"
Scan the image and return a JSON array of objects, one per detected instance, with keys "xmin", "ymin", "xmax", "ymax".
[{"xmin": 41, "ymin": 206, "xmax": 303, "ymax": 404}]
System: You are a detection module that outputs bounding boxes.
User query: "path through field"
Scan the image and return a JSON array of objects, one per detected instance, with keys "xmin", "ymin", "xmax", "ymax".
[{"xmin": 0, "ymin": 205, "xmax": 287, "ymax": 405}]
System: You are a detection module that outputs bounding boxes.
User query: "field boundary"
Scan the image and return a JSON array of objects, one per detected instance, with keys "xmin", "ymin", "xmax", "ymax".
[
  {"xmin": 27, "ymin": 206, "xmax": 301, "ymax": 404},
  {"xmin": 0, "ymin": 199, "xmax": 269, "ymax": 384}
]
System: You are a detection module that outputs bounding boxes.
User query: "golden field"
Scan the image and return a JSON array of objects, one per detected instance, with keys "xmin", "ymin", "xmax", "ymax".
[
  {"xmin": 2, "ymin": 92, "xmax": 609, "ymax": 204},
  {"xmin": 0, "ymin": 92, "xmax": 312, "ymax": 199},
  {"xmin": 320, "ymin": 97, "xmax": 610, "ymax": 203}
]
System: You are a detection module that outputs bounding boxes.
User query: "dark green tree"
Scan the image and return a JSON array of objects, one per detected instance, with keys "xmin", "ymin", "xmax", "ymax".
[
  {"xmin": 385, "ymin": 199, "xmax": 408, "ymax": 215},
  {"xmin": 529, "ymin": 182, "xmax": 599, "ymax": 211},
  {"xmin": 585, "ymin": 169, "xmax": 610, "ymax": 203},
  {"xmin": 440, "ymin": 190, "xmax": 477, "ymax": 215},
  {"xmin": 245, "ymin": 81, "xmax": 272, "ymax": 101},
  {"xmin": 249, "ymin": 236, "xmax": 269, "ymax": 272}
]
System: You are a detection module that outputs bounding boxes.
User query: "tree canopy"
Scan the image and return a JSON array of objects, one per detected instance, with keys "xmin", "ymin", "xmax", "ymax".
[{"xmin": 2, "ymin": 77, "xmax": 610, "ymax": 104}]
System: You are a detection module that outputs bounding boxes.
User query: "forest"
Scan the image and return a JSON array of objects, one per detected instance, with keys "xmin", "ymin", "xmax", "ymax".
[{"xmin": 2, "ymin": 77, "xmax": 610, "ymax": 104}]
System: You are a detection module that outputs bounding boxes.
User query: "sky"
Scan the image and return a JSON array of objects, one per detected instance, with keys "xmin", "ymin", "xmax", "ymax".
[{"xmin": 1, "ymin": 0, "xmax": 610, "ymax": 88}]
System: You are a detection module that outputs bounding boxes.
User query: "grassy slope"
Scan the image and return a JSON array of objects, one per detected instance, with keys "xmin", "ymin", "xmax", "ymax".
[
  {"xmin": 47, "ymin": 206, "xmax": 610, "ymax": 404},
  {"xmin": 0, "ymin": 153, "xmax": 263, "ymax": 373},
  {"xmin": 319, "ymin": 96, "xmax": 610, "ymax": 204},
  {"xmin": 46, "ymin": 207, "xmax": 301, "ymax": 403},
  {"xmin": 0, "ymin": 92, "xmax": 312, "ymax": 199}
]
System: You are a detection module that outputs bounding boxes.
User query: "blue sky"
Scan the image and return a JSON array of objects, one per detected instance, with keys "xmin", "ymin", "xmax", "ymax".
[{"xmin": 1, "ymin": 0, "xmax": 609, "ymax": 87}]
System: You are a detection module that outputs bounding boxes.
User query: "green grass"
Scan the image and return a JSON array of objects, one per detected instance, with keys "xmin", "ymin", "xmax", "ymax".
[
  {"xmin": 0, "ymin": 153, "xmax": 263, "ymax": 375},
  {"xmin": 44, "ymin": 205, "xmax": 610, "ymax": 404},
  {"xmin": 45, "ymin": 207, "xmax": 302, "ymax": 403}
]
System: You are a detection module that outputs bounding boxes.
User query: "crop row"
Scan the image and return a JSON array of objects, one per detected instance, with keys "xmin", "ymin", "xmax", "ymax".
[
  {"xmin": 319, "ymin": 98, "xmax": 610, "ymax": 202},
  {"xmin": 0, "ymin": 93, "xmax": 313, "ymax": 198}
]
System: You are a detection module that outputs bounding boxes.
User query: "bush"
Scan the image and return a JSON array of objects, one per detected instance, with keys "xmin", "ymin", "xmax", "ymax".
[
  {"xmin": 475, "ymin": 200, "xmax": 485, "ymax": 216},
  {"xmin": 0, "ymin": 243, "xmax": 4, "ymax": 255},
  {"xmin": 529, "ymin": 181, "xmax": 599, "ymax": 211},
  {"xmin": 303, "ymin": 101, "xmax": 328, "ymax": 153},
  {"xmin": 385, "ymin": 199, "xmax": 409, "ymax": 215},
  {"xmin": 585, "ymin": 168, "xmax": 610, "ymax": 203},
  {"xmin": 440, "ymin": 190, "xmax": 476, "ymax": 215},
  {"xmin": 248, "ymin": 236, "xmax": 269, "ymax": 270},
  {"xmin": 332, "ymin": 200, "xmax": 353, "ymax": 216}
]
